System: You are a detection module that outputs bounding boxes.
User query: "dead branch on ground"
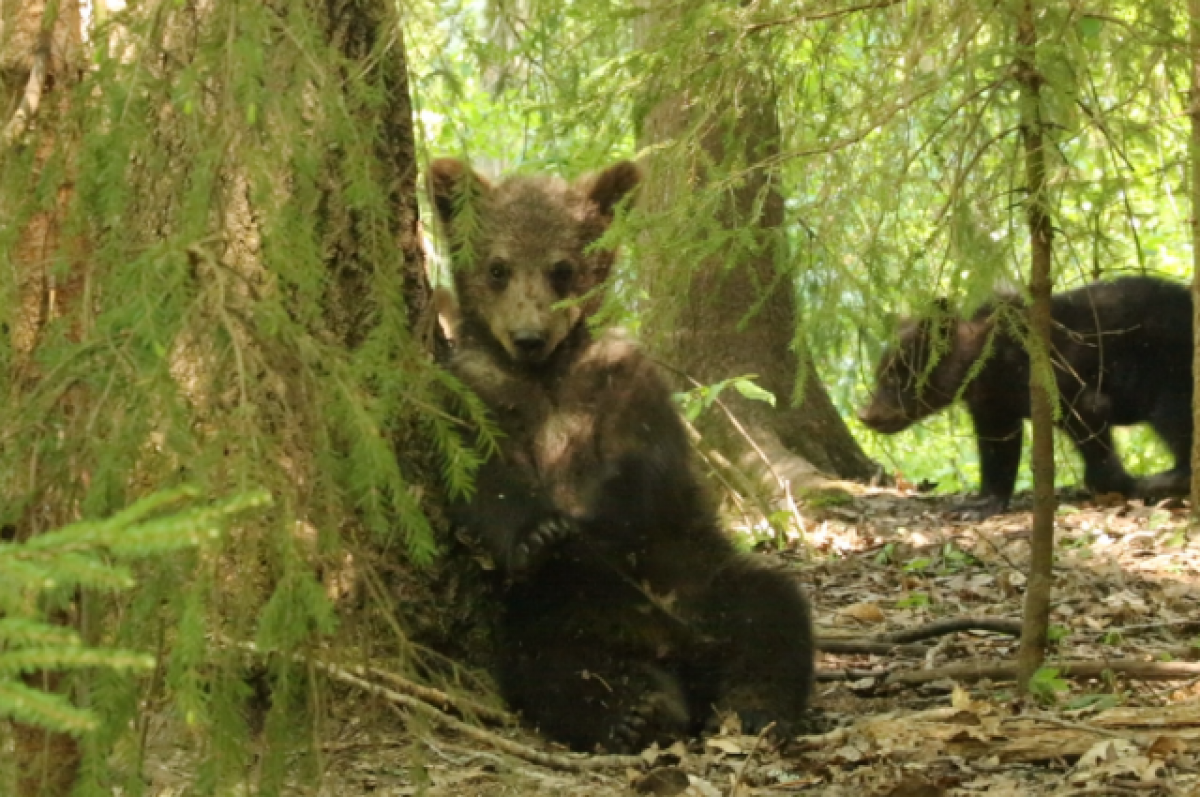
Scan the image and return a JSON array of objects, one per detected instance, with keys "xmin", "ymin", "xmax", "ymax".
[
  {"xmin": 815, "ymin": 657, "xmax": 1200, "ymax": 686},
  {"xmin": 816, "ymin": 616, "xmax": 1023, "ymax": 656},
  {"xmin": 877, "ymin": 616, "xmax": 1023, "ymax": 643},
  {"xmin": 225, "ymin": 638, "xmax": 644, "ymax": 772}
]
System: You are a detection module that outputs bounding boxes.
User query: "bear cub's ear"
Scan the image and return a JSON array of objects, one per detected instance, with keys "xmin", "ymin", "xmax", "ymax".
[
  {"xmin": 579, "ymin": 161, "xmax": 642, "ymax": 218},
  {"xmin": 427, "ymin": 158, "xmax": 492, "ymax": 225}
]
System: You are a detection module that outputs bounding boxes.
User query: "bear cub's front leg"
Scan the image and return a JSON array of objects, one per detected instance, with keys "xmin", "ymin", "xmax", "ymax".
[{"xmin": 455, "ymin": 455, "xmax": 578, "ymax": 576}]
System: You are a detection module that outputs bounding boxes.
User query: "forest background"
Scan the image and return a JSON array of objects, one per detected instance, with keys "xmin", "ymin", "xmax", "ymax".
[{"xmin": 0, "ymin": 0, "xmax": 1195, "ymax": 794}]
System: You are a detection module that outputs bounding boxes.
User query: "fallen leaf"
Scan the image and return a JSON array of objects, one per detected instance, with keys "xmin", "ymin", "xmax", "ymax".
[
  {"xmin": 840, "ymin": 602, "xmax": 887, "ymax": 625},
  {"xmin": 633, "ymin": 766, "xmax": 690, "ymax": 796}
]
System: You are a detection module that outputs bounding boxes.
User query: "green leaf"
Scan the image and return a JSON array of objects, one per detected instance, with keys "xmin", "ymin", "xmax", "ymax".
[
  {"xmin": 731, "ymin": 377, "xmax": 776, "ymax": 407},
  {"xmin": 1047, "ymin": 625, "xmax": 1069, "ymax": 643},
  {"xmin": 903, "ymin": 557, "xmax": 932, "ymax": 573},
  {"xmin": 1077, "ymin": 16, "xmax": 1103, "ymax": 41},
  {"xmin": 896, "ymin": 592, "xmax": 930, "ymax": 608},
  {"xmin": 1028, "ymin": 667, "xmax": 1069, "ymax": 704}
]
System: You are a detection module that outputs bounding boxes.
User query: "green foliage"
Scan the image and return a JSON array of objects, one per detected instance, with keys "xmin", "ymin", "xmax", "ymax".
[
  {"xmin": 1064, "ymin": 692, "xmax": 1121, "ymax": 712},
  {"xmin": 896, "ymin": 592, "xmax": 931, "ymax": 609},
  {"xmin": 1028, "ymin": 667, "xmax": 1071, "ymax": 705},
  {"xmin": 673, "ymin": 375, "xmax": 776, "ymax": 424},
  {"xmin": 0, "ymin": 487, "xmax": 270, "ymax": 736},
  {"xmin": 414, "ymin": 0, "xmax": 1195, "ymax": 494}
]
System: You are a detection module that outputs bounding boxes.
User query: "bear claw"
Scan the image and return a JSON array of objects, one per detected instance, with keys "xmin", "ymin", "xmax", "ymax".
[{"xmin": 511, "ymin": 515, "xmax": 577, "ymax": 572}]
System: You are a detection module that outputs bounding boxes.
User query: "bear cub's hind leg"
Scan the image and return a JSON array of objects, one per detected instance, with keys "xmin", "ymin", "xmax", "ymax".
[
  {"xmin": 691, "ymin": 563, "xmax": 815, "ymax": 737},
  {"xmin": 500, "ymin": 599, "xmax": 690, "ymax": 753}
]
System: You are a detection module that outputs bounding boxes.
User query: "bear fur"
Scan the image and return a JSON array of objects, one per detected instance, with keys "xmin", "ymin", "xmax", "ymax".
[
  {"xmin": 429, "ymin": 158, "xmax": 815, "ymax": 753},
  {"xmin": 858, "ymin": 276, "xmax": 1193, "ymax": 514}
]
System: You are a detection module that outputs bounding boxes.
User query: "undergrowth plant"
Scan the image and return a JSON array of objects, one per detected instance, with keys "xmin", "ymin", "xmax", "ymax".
[{"xmin": 0, "ymin": 487, "xmax": 270, "ymax": 735}]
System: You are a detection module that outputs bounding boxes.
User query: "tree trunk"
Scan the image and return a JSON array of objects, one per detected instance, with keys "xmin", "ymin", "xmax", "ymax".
[
  {"xmin": 1189, "ymin": 0, "xmax": 1200, "ymax": 519},
  {"xmin": 2, "ymin": 1, "xmax": 85, "ymax": 794},
  {"xmin": 317, "ymin": 0, "xmax": 429, "ymax": 349},
  {"xmin": 1, "ymin": 0, "xmax": 444, "ymax": 790},
  {"xmin": 1013, "ymin": 0, "xmax": 1057, "ymax": 693},
  {"xmin": 635, "ymin": 3, "xmax": 878, "ymax": 507}
]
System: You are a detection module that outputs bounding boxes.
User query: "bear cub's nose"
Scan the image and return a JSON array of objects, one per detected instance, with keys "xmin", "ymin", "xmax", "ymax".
[{"xmin": 512, "ymin": 329, "xmax": 548, "ymax": 357}]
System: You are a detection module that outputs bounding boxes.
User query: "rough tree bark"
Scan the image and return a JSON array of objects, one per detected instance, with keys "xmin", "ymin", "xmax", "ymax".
[
  {"xmin": 2, "ymin": 1, "xmax": 85, "ymax": 795},
  {"xmin": 317, "ymin": 0, "xmax": 429, "ymax": 349},
  {"xmin": 635, "ymin": 3, "xmax": 879, "ymax": 506},
  {"xmin": 1013, "ymin": 0, "xmax": 1057, "ymax": 693}
]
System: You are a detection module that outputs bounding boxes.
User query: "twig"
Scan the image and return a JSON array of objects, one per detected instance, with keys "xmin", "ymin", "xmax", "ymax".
[
  {"xmin": 745, "ymin": 0, "xmax": 904, "ymax": 33},
  {"xmin": 1026, "ymin": 712, "xmax": 1124, "ymax": 739},
  {"xmin": 816, "ymin": 667, "xmax": 891, "ymax": 682},
  {"xmin": 681, "ymin": 416, "xmax": 771, "ymax": 526},
  {"xmin": 365, "ymin": 665, "xmax": 509, "ymax": 726},
  {"xmin": 380, "ymin": 700, "xmax": 641, "ymax": 772},
  {"xmin": 653, "ymin": 356, "xmax": 801, "ymax": 504},
  {"xmin": 883, "ymin": 658, "xmax": 1200, "ymax": 687},
  {"xmin": 816, "ymin": 638, "xmax": 931, "ymax": 657},
  {"xmin": 1107, "ymin": 618, "xmax": 1200, "ymax": 634},
  {"xmin": 964, "ymin": 521, "xmax": 1023, "ymax": 571},
  {"xmin": 878, "ymin": 617, "xmax": 1023, "ymax": 643},
  {"xmin": 224, "ymin": 638, "xmax": 643, "ymax": 772},
  {"xmin": 2, "ymin": 29, "xmax": 51, "ymax": 149},
  {"xmin": 709, "ymin": 391, "xmax": 791, "ymax": 499},
  {"xmin": 816, "ymin": 657, "xmax": 1200, "ymax": 686},
  {"xmin": 729, "ymin": 721, "xmax": 775, "ymax": 797},
  {"xmin": 1056, "ymin": 786, "xmax": 1164, "ymax": 797}
]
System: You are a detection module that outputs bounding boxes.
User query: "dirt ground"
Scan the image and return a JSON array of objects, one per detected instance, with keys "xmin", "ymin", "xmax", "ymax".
[{"xmin": 143, "ymin": 487, "xmax": 1200, "ymax": 796}]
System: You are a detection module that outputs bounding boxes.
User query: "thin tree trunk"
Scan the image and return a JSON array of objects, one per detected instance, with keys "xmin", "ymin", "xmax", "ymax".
[
  {"xmin": 1189, "ymin": 0, "xmax": 1200, "ymax": 518},
  {"xmin": 1013, "ymin": 0, "xmax": 1057, "ymax": 693},
  {"xmin": 635, "ymin": 3, "xmax": 878, "ymax": 506}
]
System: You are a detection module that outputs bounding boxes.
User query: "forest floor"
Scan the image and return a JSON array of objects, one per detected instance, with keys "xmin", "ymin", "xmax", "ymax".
[{"xmin": 144, "ymin": 487, "xmax": 1200, "ymax": 796}]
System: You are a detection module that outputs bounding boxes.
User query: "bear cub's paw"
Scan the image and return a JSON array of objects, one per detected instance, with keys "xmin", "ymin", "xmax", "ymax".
[
  {"xmin": 602, "ymin": 672, "xmax": 690, "ymax": 754},
  {"xmin": 510, "ymin": 514, "xmax": 578, "ymax": 573},
  {"xmin": 709, "ymin": 686, "xmax": 803, "ymax": 740}
]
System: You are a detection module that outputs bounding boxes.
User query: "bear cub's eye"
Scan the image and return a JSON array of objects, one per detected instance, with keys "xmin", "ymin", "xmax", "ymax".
[
  {"xmin": 549, "ymin": 260, "xmax": 574, "ymax": 294},
  {"xmin": 486, "ymin": 260, "xmax": 510, "ymax": 288}
]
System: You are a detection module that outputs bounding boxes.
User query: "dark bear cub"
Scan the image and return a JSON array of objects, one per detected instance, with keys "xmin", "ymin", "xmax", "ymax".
[
  {"xmin": 429, "ymin": 158, "xmax": 815, "ymax": 753},
  {"xmin": 859, "ymin": 276, "xmax": 1193, "ymax": 515}
]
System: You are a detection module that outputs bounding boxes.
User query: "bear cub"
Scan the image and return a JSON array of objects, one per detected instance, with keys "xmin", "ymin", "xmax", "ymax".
[
  {"xmin": 429, "ymin": 158, "xmax": 815, "ymax": 753},
  {"xmin": 859, "ymin": 276, "xmax": 1193, "ymax": 515}
]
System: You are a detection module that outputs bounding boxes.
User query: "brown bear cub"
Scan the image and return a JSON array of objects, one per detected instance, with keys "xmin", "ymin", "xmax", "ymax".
[
  {"xmin": 429, "ymin": 158, "xmax": 815, "ymax": 753},
  {"xmin": 859, "ymin": 276, "xmax": 1193, "ymax": 516}
]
